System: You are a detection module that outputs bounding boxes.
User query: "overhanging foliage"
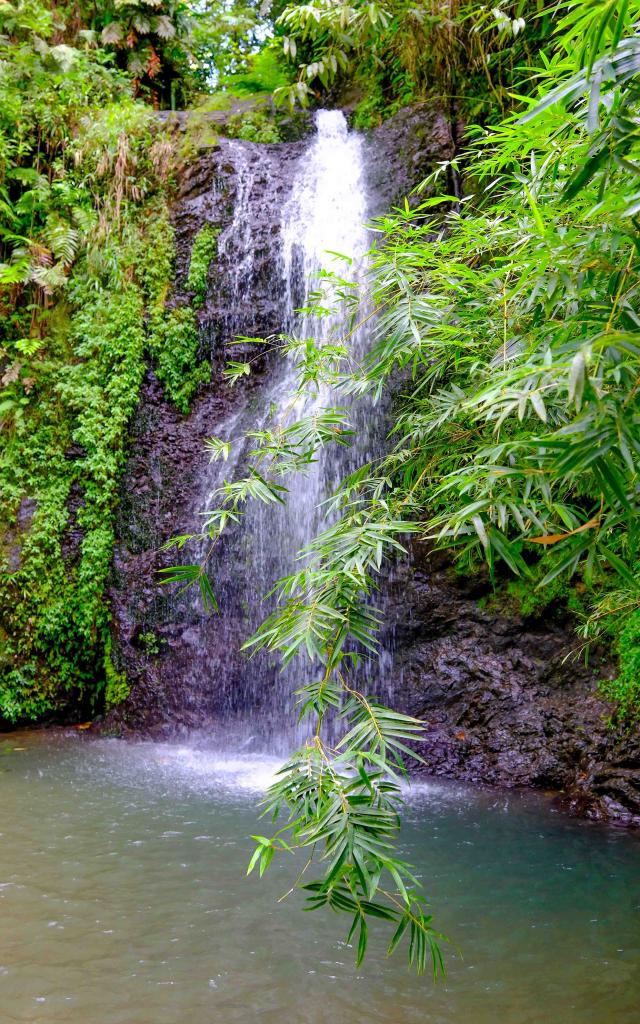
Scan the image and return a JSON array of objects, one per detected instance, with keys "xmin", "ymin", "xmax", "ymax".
[{"xmin": 165, "ymin": 0, "xmax": 640, "ymax": 974}]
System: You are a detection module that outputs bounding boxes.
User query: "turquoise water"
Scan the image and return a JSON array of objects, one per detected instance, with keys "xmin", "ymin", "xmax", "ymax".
[{"xmin": 1, "ymin": 733, "xmax": 638, "ymax": 1023}]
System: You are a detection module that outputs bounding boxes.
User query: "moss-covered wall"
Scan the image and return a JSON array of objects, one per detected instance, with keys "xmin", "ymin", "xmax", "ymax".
[{"xmin": 0, "ymin": 142, "xmax": 215, "ymax": 725}]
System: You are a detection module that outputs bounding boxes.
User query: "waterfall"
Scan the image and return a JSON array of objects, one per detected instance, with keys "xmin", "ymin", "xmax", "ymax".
[
  {"xmin": 253, "ymin": 110, "xmax": 380, "ymax": 747},
  {"xmin": 166, "ymin": 111, "xmax": 393, "ymax": 750},
  {"xmin": 282, "ymin": 109, "xmax": 369, "ymax": 333},
  {"xmin": 260, "ymin": 109, "xmax": 373, "ymax": 596}
]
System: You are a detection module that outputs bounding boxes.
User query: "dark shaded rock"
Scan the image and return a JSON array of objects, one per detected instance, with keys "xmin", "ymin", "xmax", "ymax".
[
  {"xmin": 2, "ymin": 497, "xmax": 37, "ymax": 572},
  {"xmin": 60, "ymin": 481, "xmax": 86, "ymax": 568},
  {"xmin": 387, "ymin": 543, "xmax": 640, "ymax": 827},
  {"xmin": 171, "ymin": 136, "xmax": 305, "ymax": 340},
  {"xmin": 366, "ymin": 102, "xmax": 456, "ymax": 208}
]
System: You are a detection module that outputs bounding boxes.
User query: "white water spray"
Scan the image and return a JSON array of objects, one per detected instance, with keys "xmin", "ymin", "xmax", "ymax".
[
  {"xmin": 282, "ymin": 110, "xmax": 370, "ymax": 333},
  {"xmin": 184, "ymin": 111, "xmax": 390, "ymax": 750},
  {"xmin": 272, "ymin": 110, "xmax": 374, "ymax": 557}
]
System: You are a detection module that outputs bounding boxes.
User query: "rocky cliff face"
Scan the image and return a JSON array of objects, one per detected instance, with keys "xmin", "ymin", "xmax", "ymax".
[
  {"xmin": 108, "ymin": 103, "xmax": 639, "ymax": 827},
  {"xmin": 109, "ymin": 135, "xmax": 302, "ymax": 730},
  {"xmin": 109, "ymin": 102, "xmax": 456, "ymax": 732},
  {"xmin": 386, "ymin": 545, "xmax": 640, "ymax": 827}
]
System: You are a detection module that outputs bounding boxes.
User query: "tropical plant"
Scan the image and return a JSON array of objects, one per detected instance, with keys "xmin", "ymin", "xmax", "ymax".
[
  {"xmin": 353, "ymin": 0, "xmax": 640, "ymax": 700},
  {"xmin": 97, "ymin": 0, "xmax": 194, "ymax": 105},
  {"xmin": 190, "ymin": 0, "xmax": 277, "ymax": 87},
  {"xmin": 164, "ymin": 0, "xmax": 640, "ymax": 971},
  {"xmin": 0, "ymin": 0, "xmax": 289, "ymax": 723},
  {"xmin": 0, "ymin": 0, "xmax": 206, "ymax": 722},
  {"xmin": 271, "ymin": 0, "xmax": 551, "ymax": 118}
]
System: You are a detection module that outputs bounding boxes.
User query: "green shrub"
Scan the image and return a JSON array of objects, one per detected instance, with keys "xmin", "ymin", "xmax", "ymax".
[
  {"xmin": 233, "ymin": 110, "xmax": 282, "ymax": 143},
  {"xmin": 150, "ymin": 306, "xmax": 211, "ymax": 413}
]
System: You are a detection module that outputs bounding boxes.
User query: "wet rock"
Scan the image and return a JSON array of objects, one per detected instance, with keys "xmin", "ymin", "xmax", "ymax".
[
  {"xmin": 3, "ymin": 497, "xmax": 37, "ymax": 572},
  {"xmin": 387, "ymin": 543, "xmax": 640, "ymax": 827},
  {"xmin": 366, "ymin": 102, "xmax": 457, "ymax": 208},
  {"xmin": 60, "ymin": 481, "xmax": 86, "ymax": 568},
  {"xmin": 109, "ymin": 136, "xmax": 303, "ymax": 734}
]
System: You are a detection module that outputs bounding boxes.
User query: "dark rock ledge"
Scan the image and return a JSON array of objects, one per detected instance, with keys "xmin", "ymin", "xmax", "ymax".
[{"xmin": 389, "ymin": 545, "xmax": 640, "ymax": 828}]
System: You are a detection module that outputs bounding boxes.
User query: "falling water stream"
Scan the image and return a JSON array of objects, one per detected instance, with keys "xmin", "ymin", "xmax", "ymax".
[
  {"xmin": 185, "ymin": 110, "xmax": 389, "ymax": 749},
  {"xmin": 2, "ymin": 116, "xmax": 639, "ymax": 1024},
  {"xmin": 276, "ymin": 108, "xmax": 372, "ymax": 560}
]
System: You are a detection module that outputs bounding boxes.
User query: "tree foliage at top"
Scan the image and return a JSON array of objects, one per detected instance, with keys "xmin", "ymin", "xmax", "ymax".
[{"xmin": 270, "ymin": 0, "xmax": 551, "ymax": 120}]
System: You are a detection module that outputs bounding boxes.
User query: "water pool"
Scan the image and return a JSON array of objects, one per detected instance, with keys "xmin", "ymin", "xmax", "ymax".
[{"xmin": 1, "ymin": 733, "xmax": 638, "ymax": 1023}]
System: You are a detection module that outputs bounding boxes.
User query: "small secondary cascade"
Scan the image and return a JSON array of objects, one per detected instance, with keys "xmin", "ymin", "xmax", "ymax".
[{"xmin": 186, "ymin": 111, "xmax": 393, "ymax": 750}]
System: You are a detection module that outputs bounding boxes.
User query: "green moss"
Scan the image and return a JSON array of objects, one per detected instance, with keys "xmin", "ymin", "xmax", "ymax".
[
  {"xmin": 178, "ymin": 89, "xmax": 283, "ymax": 164},
  {"xmin": 149, "ymin": 305, "xmax": 210, "ymax": 413},
  {"xmin": 226, "ymin": 108, "xmax": 282, "ymax": 143},
  {"xmin": 0, "ymin": 231, "xmax": 152, "ymax": 721},
  {"xmin": 186, "ymin": 223, "xmax": 219, "ymax": 306},
  {"xmin": 0, "ymin": 120, "xmax": 211, "ymax": 723},
  {"xmin": 137, "ymin": 206, "xmax": 212, "ymax": 412},
  {"xmin": 600, "ymin": 610, "xmax": 640, "ymax": 722},
  {"xmin": 139, "ymin": 631, "xmax": 161, "ymax": 656},
  {"xmin": 103, "ymin": 635, "xmax": 130, "ymax": 710},
  {"xmin": 477, "ymin": 571, "xmax": 588, "ymax": 623},
  {"xmin": 177, "ymin": 110, "xmax": 220, "ymax": 164}
]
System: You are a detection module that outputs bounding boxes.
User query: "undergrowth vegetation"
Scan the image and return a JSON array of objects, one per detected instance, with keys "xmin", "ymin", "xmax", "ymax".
[{"xmin": 0, "ymin": 2, "xmax": 212, "ymax": 722}]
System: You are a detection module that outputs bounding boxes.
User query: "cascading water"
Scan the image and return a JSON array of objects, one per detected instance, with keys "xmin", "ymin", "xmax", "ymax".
[
  {"xmin": 282, "ymin": 109, "xmax": 369, "ymax": 333},
  {"xmin": 216, "ymin": 141, "xmax": 259, "ymax": 328},
  {"xmin": 276, "ymin": 110, "xmax": 373, "ymax": 548},
  {"xmin": 240, "ymin": 110, "xmax": 375, "ymax": 609},
  {"xmin": 254, "ymin": 110, "xmax": 383, "ymax": 746},
  {"xmin": 210, "ymin": 110, "xmax": 396, "ymax": 750},
  {"xmin": 154, "ymin": 111, "xmax": 394, "ymax": 750}
]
